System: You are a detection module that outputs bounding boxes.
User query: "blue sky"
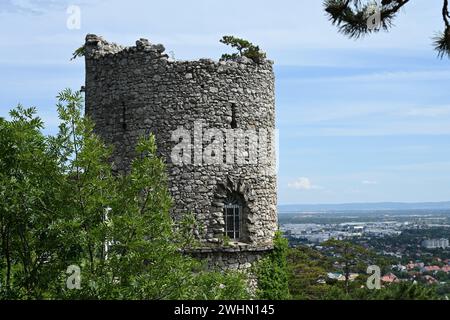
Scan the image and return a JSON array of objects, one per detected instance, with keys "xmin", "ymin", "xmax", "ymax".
[{"xmin": 1, "ymin": 0, "xmax": 450, "ymax": 204}]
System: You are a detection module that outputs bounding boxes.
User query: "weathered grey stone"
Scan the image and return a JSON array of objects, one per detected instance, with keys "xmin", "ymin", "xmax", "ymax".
[{"xmin": 84, "ymin": 34, "xmax": 277, "ymax": 270}]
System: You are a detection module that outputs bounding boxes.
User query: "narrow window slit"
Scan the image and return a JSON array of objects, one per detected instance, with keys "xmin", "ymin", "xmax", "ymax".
[
  {"xmin": 122, "ymin": 105, "xmax": 127, "ymax": 131},
  {"xmin": 231, "ymin": 104, "xmax": 237, "ymax": 129}
]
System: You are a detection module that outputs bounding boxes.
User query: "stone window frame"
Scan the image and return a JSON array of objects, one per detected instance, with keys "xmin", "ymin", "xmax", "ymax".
[{"xmin": 214, "ymin": 178, "xmax": 255, "ymax": 244}]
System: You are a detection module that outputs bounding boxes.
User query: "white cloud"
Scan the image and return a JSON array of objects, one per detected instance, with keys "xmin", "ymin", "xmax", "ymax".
[
  {"xmin": 288, "ymin": 177, "xmax": 321, "ymax": 190},
  {"xmin": 362, "ymin": 180, "xmax": 378, "ymax": 185}
]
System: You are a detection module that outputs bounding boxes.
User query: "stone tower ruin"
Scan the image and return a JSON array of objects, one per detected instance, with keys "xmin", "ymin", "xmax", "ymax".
[{"xmin": 84, "ymin": 34, "xmax": 278, "ymax": 270}]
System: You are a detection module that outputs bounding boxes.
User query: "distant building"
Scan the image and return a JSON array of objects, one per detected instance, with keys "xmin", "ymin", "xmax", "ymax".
[
  {"xmin": 423, "ymin": 265, "xmax": 441, "ymax": 272},
  {"xmin": 364, "ymin": 228, "xmax": 401, "ymax": 237},
  {"xmin": 406, "ymin": 261, "xmax": 425, "ymax": 270},
  {"xmin": 327, "ymin": 273, "xmax": 359, "ymax": 282},
  {"xmin": 392, "ymin": 264, "xmax": 407, "ymax": 272},
  {"xmin": 421, "ymin": 238, "xmax": 449, "ymax": 249},
  {"xmin": 327, "ymin": 272, "xmax": 341, "ymax": 280},
  {"xmin": 441, "ymin": 266, "xmax": 450, "ymax": 273},
  {"xmin": 381, "ymin": 273, "xmax": 399, "ymax": 283},
  {"xmin": 423, "ymin": 275, "xmax": 438, "ymax": 284}
]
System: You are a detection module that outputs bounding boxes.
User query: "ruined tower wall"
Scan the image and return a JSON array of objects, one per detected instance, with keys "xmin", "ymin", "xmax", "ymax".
[{"xmin": 84, "ymin": 35, "xmax": 277, "ymax": 269}]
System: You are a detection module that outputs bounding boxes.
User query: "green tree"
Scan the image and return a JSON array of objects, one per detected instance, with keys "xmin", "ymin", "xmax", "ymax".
[
  {"xmin": 255, "ymin": 231, "xmax": 291, "ymax": 300},
  {"xmin": 287, "ymin": 245, "xmax": 332, "ymax": 300},
  {"xmin": 322, "ymin": 239, "xmax": 374, "ymax": 294},
  {"xmin": 324, "ymin": 0, "xmax": 450, "ymax": 58},
  {"xmin": 220, "ymin": 36, "xmax": 267, "ymax": 63},
  {"xmin": 0, "ymin": 106, "xmax": 67, "ymax": 299},
  {"xmin": 0, "ymin": 89, "xmax": 251, "ymax": 300},
  {"xmin": 373, "ymin": 282, "xmax": 440, "ymax": 300}
]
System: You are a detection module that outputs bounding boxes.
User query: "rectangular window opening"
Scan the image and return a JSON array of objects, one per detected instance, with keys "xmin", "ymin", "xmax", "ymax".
[{"xmin": 224, "ymin": 204, "xmax": 241, "ymax": 240}]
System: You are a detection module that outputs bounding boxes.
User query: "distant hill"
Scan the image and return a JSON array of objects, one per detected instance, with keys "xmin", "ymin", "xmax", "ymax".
[{"xmin": 278, "ymin": 201, "xmax": 450, "ymax": 213}]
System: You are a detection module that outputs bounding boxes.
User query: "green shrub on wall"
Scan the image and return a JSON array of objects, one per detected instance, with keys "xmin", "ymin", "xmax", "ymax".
[{"xmin": 255, "ymin": 231, "xmax": 291, "ymax": 300}]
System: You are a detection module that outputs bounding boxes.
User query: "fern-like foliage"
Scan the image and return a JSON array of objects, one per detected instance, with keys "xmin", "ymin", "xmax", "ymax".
[{"xmin": 71, "ymin": 45, "xmax": 86, "ymax": 61}]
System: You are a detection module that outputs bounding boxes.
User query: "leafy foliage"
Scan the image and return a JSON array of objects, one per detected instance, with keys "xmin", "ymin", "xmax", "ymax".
[
  {"xmin": 287, "ymin": 246, "xmax": 331, "ymax": 299},
  {"xmin": 254, "ymin": 231, "xmax": 291, "ymax": 300},
  {"xmin": 220, "ymin": 36, "xmax": 267, "ymax": 63},
  {"xmin": 0, "ymin": 105, "xmax": 63, "ymax": 298},
  {"xmin": 322, "ymin": 239, "xmax": 375, "ymax": 294},
  {"xmin": 185, "ymin": 271, "xmax": 251, "ymax": 300},
  {"xmin": 0, "ymin": 89, "xmax": 250, "ymax": 300},
  {"xmin": 71, "ymin": 45, "xmax": 85, "ymax": 61},
  {"xmin": 371, "ymin": 282, "xmax": 439, "ymax": 300}
]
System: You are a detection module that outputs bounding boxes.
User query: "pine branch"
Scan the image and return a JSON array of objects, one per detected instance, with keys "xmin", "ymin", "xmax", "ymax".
[
  {"xmin": 324, "ymin": 0, "xmax": 410, "ymax": 39},
  {"xmin": 325, "ymin": 0, "xmax": 450, "ymax": 59},
  {"xmin": 434, "ymin": 0, "xmax": 450, "ymax": 58}
]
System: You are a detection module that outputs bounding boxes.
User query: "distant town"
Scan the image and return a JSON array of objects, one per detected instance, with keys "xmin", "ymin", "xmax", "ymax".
[{"xmin": 279, "ymin": 205, "xmax": 450, "ymax": 296}]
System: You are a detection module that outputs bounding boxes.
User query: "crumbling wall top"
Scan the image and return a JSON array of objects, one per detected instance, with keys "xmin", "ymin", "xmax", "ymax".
[
  {"xmin": 84, "ymin": 34, "xmax": 273, "ymax": 66},
  {"xmin": 84, "ymin": 34, "xmax": 166, "ymax": 59}
]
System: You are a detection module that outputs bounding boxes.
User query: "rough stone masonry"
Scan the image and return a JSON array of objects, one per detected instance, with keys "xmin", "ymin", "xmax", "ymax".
[{"xmin": 84, "ymin": 34, "xmax": 278, "ymax": 270}]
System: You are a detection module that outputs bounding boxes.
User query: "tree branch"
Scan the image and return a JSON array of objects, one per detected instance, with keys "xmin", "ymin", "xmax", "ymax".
[{"xmin": 443, "ymin": 0, "xmax": 449, "ymax": 27}]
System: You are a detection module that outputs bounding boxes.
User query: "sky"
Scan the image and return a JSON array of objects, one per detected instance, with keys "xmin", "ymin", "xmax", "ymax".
[{"xmin": 1, "ymin": 0, "xmax": 450, "ymax": 205}]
